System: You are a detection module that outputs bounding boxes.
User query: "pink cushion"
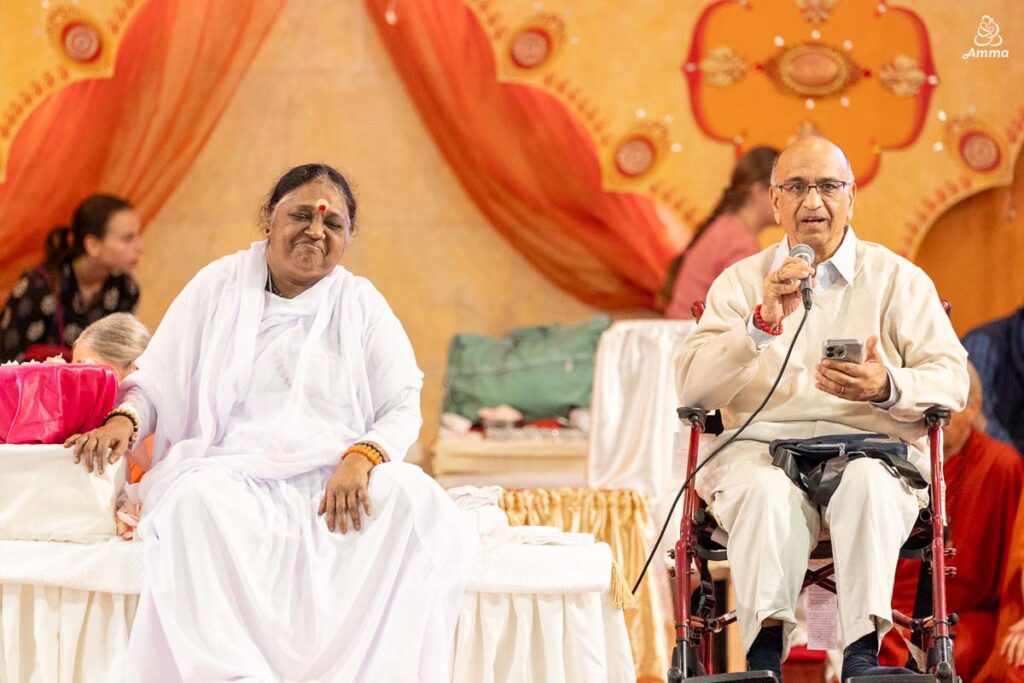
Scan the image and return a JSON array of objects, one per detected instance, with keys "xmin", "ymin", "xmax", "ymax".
[{"xmin": 0, "ymin": 364, "xmax": 118, "ymax": 445}]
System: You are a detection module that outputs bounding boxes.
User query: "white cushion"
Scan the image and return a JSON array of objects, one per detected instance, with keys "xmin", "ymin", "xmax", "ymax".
[
  {"xmin": 466, "ymin": 541, "xmax": 611, "ymax": 594},
  {"xmin": 0, "ymin": 444, "xmax": 124, "ymax": 543}
]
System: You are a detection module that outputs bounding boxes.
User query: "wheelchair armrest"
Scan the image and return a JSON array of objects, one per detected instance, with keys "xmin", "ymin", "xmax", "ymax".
[
  {"xmin": 924, "ymin": 406, "xmax": 952, "ymax": 427},
  {"xmin": 676, "ymin": 406, "xmax": 724, "ymax": 435},
  {"xmin": 677, "ymin": 406, "xmax": 707, "ymax": 428}
]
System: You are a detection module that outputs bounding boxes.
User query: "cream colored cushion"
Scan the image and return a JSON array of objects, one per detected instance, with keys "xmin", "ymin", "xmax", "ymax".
[{"xmin": 0, "ymin": 444, "xmax": 124, "ymax": 543}]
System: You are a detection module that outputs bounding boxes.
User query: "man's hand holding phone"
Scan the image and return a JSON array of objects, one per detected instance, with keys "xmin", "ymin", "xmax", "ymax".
[{"xmin": 814, "ymin": 335, "xmax": 891, "ymax": 402}]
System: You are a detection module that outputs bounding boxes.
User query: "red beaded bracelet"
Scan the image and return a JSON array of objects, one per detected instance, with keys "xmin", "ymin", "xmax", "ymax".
[{"xmin": 753, "ymin": 304, "xmax": 783, "ymax": 336}]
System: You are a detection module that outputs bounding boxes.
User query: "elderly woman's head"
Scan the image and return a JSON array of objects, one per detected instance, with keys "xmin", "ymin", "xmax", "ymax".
[
  {"xmin": 72, "ymin": 313, "xmax": 151, "ymax": 381},
  {"xmin": 261, "ymin": 164, "xmax": 357, "ymax": 294}
]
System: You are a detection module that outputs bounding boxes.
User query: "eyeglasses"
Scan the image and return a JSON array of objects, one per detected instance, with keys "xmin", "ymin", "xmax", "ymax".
[{"xmin": 773, "ymin": 181, "xmax": 851, "ymax": 198}]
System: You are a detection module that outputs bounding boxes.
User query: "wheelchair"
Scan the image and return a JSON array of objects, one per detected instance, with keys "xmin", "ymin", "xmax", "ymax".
[{"xmin": 668, "ymin": 303, "xmax": 960, "ymax": 683}]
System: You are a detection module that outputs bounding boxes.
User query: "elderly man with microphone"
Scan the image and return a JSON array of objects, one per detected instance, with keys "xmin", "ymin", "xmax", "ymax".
[{"xmin": 676, "ymin": 137, "xmax": 968, "ymax": 681}]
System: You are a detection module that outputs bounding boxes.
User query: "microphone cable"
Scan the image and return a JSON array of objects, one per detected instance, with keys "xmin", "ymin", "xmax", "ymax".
[{"xmin": 631, "ymin": 305, "xmax": 811, "ymax": 595}]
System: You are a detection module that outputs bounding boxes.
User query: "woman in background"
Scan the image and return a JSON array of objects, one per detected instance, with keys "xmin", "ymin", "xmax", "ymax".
[
  {"xmin": 661, "ymin": 146, "xmax": 778, "ymax": 319},
  {"xmin": 0, "ymin": 194, "xmax": 143, "ymax": 361}
]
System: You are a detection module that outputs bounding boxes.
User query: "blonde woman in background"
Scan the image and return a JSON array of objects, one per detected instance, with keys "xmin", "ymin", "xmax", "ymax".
[
  {"xmin": 73, "ymin": 312, "xmax": 151, "ymax": 485},
  {"xmin": 72, "ymin": 312, "xmax": 150, "ymax": 380}
]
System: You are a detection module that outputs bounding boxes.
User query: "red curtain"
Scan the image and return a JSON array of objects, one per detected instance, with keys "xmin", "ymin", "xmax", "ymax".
[
  {"xmin": 365, "ymin": 0, "xmax": 678, "ymax": 309},
  {"xmin": 0, "ymin": 0, "xmax": 285, "ymax": 294}
]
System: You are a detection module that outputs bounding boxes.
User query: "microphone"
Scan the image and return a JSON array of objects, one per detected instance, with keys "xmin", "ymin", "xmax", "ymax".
[{"xmin": 789, "ymin": 244, "xmax": 815, "ymax": 310}]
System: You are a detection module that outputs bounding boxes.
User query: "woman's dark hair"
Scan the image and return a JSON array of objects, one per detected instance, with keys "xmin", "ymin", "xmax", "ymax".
[
  {"xmin": 264, "ymin": 164, "xmax": 357, "ymax": 234},
  {"xmin": 44, "ymin": 194, "xmax": 134, "ymax": 271},
  {"xmin": 658, "ymin": 146, "xmax": 779, "ymax": 308}
]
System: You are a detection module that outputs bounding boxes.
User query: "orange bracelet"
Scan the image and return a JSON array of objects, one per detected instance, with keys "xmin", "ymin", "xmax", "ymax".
[{"xmin": 342, "ymin": 443, "xmax": 384, "ymax": 467}]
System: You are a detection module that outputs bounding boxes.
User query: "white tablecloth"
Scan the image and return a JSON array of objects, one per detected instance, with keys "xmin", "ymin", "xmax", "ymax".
[
  {"xmin": 587, "ymin": 319, "xmax": 697, "ymax": 516},
  {"xmin": 454, "ymin": 591, "xmax": 632, "ymax": 682},
  {"xmin": 454, "ymin": 542, "xmax": 634, "ymax": 682},
  {"xmin": 586, "ymin": 319, "xmax": 699, "ymax": 679},
  {"xmin": 0, "ymin": 538, "xmax": 634, "ymax": 682},
  {"xmin": 0, "ymin": 584, "xmax": 137, "ymax": 683}
]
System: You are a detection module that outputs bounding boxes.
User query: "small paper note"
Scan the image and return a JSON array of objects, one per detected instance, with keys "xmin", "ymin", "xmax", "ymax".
[{"xmin": 806, "ymin": 584, "xmax": 839, "ymax": 651}]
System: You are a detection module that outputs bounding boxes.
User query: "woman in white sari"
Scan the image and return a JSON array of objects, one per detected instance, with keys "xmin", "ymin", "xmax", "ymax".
[{"xmin": 67, "ymin": 164, "xmax": 471, "ymax": 682}]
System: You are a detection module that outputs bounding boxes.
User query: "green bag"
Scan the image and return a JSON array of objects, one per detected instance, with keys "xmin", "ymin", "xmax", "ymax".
[{"xmin": 443, "ymin": 315, "xmax": 612, "ymax": 422}]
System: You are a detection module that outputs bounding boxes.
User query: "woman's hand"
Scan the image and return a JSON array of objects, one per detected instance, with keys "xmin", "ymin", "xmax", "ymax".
[
  {"xmin": 64, "ymin": 415, "xmax": 134, "ymax": 475},
  {"xmin": 319, "ymin": 454, "xmax": 374, "ymax": 533},
  {"xmin": 1001, "ymin": 618, "xmax": 1024, "ymax": 668}
]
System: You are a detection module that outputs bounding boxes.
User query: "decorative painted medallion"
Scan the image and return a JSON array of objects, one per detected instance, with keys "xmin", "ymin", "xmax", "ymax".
[
  {"xmin": 62, "ymin": 22, "xmax": 103, "ymax": 63},
  {"xmin": 684, "ymin": 0, "xmax": 937, "ymax": 186},
  {"xmin": 507, "ymin": 13, "xmax": 565, "ymax": 72},
  {"xmin": 943, "ymin": 116, "xmax": 1005, "ymax": 174},
  {"xmin": 699, "ymin": 47, "xmax": 747, "ymax": 87},
  {"xmin": 795, "ymin": 0, "xmax": 836, "ymax": 24},
  {"xmin": 764, "ymin": 44, "xmax": 859, "ymax": 98},
  {"xmin": 510, "ymin": 28, "xmax": 550, "ymax": 68},
  {"xmin": 879, "ymin": 55, "xmax": 925, "ymax": 97}
]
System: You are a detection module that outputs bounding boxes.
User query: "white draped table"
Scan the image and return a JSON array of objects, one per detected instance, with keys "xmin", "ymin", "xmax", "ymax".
[
  {"xmin": 0, "ymin": 538, "xmax": 633, "ymax": 682},
  {"xmin": 585, "ymin": 319, "xmax": 699, "ymax": 678},
  {"xmin": 587, "ymin": 319, "xmax": 697, "ymax": 528},
  {"xmin": 0, "ymin": 540, "xmax": 141, "ymax": 683}
]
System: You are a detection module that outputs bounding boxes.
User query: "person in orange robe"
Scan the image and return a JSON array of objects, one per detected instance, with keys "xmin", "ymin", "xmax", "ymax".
[
  {"xmin": 880, "ymin": 362, "xmax": 1024, "ymax": 680},
  {"xmin": 974, "ymin": 493, "xmax": 1024, "ymax": 682}
]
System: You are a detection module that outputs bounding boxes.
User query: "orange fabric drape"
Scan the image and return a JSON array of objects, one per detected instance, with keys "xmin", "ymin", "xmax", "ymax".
[
  {"xmin": 0, "ymin": 0, "xmax": 285, "ymax": 294},
  {"xmin": 365, "ymin": 0, "xmax": 679, "ymax": 310}
]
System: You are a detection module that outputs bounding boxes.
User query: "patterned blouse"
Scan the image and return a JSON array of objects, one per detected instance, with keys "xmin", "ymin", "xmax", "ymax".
[{"xmin": 0, "ymin": 262, "xmax": 139, "ymax": 361}]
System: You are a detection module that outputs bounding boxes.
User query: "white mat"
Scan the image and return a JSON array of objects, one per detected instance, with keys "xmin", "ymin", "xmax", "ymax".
[
  {"xmin": 466, "ymin": 540, "xmax": 612, "ymax": 594},
  {"xmin": 0, "ymin": 538, "xmax": 143, "ymax": 595}
]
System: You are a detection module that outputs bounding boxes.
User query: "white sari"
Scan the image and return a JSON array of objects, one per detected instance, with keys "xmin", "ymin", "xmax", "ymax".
[{"xmin": 121, "ymin": 242, "xmax": 470, "ymax": 682}]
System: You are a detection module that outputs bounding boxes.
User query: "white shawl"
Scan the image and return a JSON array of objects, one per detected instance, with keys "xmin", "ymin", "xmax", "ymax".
[{"xmin": 123, "ymin": 242, "xmax": 423, "ymax": 511}]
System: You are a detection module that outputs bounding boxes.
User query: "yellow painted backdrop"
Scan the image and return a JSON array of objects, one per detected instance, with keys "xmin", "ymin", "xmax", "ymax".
[
  {"xmin": 116, "ymin": 0, "xmax": 1024, "ymax": 447},
  {"xmin": 465, "ymin": 0, "xmax": 1023, "ymax": 259},
  {"xmin": 3, "ymin": 0, "xmax": 1020, "ymax": 448},
  {"xmin": 133, "ymin": 0, "xmax": 604, "ymax": 454}
]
